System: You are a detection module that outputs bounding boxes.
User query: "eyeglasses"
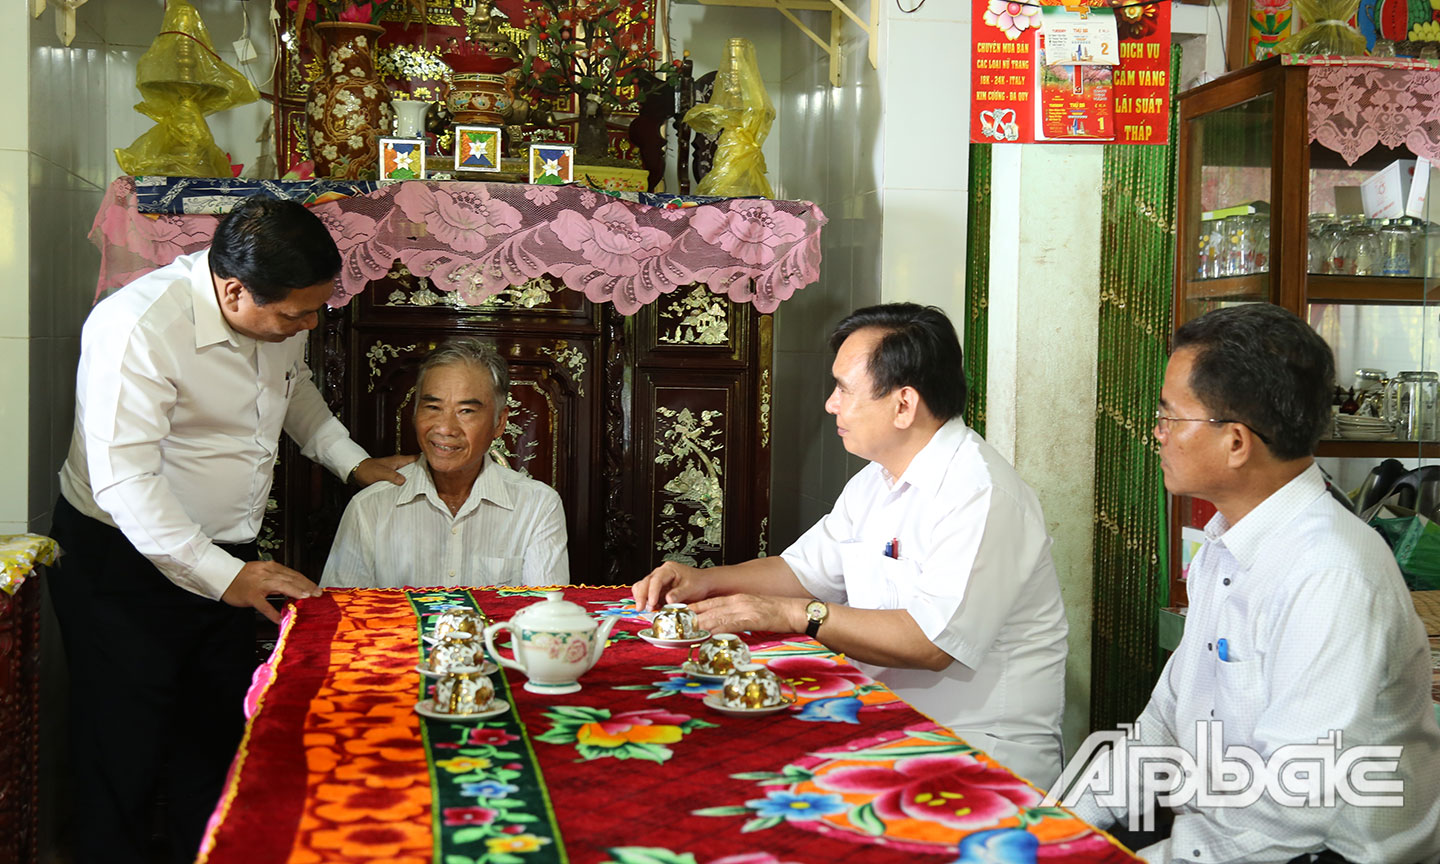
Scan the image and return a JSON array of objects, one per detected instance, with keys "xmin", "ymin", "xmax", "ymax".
[{"xmin": 1153, "ymin": 409, "xmax": 1271, "ymax": 444}]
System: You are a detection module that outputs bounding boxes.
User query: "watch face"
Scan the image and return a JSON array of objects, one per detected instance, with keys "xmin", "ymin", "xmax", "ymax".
[{"xmin": 806, "ymin": 600, "xmax": 826, "ymax": 621}]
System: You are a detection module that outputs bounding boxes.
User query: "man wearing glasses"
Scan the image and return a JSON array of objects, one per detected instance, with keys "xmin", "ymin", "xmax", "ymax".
[{"xmin": 1069, "ymin": 304, "xmax": 1440, "ymax": 863}]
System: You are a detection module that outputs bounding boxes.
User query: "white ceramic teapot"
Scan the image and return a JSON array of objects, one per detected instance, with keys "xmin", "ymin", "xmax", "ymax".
[{"xmin": 483, "ymin": 591, "xmax": 618, "ymax": 694}]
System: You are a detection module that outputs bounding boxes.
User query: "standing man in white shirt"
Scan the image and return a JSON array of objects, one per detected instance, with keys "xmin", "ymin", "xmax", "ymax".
[
  {"xmin": 322, "ymin": 339, "xmax": 570, "ymax": 588},
  {"xmin": 48, "ymin": 197, "xmax": 413, "ymax": 864},
  {"xmin": 1064, "ymin": 304, "xmax": 1440, "ymax": 863},
  {"xmin": 633, "ymin": 303, "xmax": 1069, "ymax": 786}
]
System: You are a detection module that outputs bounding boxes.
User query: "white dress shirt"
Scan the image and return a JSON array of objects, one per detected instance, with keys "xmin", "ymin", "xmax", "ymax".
[
  {"xmin": 321, "ymin": 454, "xmax": 570, "ymax": 588},
  {"xmin": 59, "ymin": 250, "xmax": 370, "ymax": 600},
  {"xmin": 1070, "ymin": 465, "xmax": 1440, "ymax": 864},
  {"xmin": 781, "ymin": 418, "xmax": 1069, "ymax": 787}
]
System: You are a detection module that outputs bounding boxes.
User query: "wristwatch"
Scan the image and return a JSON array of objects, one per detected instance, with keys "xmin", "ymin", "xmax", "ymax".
[{"xmin": 804, "ymin": 600, "xmax": 829, "ymax": 637}]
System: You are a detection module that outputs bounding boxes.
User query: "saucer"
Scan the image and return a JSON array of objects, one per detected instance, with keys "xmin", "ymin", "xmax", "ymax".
[
  {"xmin": 702, "ymin": 694, "xmax": 794, "ymax": 717},
  {"xmin": 681, "ymin": 660, "xmax": 729, "ymax": 683},
  {"xmin": 637, "ymin": 628, "xmax": 710, "ymax": 649},
  {"xmin": 1336, "ymin": 429, "xmax": 1397, "ymax": 441},
  {"xmin": 415, "ymin": 660, "xmax": 498, "ymax": 678},
  {"xmin": 414, "ymin": 698, "xmax": 510, "ymax": 722}
]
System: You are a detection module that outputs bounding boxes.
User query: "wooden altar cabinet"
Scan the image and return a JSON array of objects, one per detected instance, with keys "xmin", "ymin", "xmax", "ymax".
[{"xmin": 89, "ymin": 177, "xmax": 828, "ymax": 585}]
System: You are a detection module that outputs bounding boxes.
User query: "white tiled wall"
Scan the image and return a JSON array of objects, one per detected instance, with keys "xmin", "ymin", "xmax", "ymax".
[
  {"xmin": 877, "ymin": 5, "xmax": 970, "ymax": 321},
  {"xmin": 28, "ymin": 5, "xmax": 109, "ymax": 536},
  {"xmin": 1, "ymin": 1, "xmax": 32, "ymax": 535},
  {"xmin": 768, "ymin": 2, "xmax": 973, "ymax": 547},
  {"xmin": 768, "ymin": 7, "xmax": 884, "ymax": 547}
]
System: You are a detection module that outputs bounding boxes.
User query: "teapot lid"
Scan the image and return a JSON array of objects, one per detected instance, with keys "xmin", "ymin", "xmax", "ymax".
[{"xmin": 510, "ymin": 590, "xmax": 595, "ymax": 629}]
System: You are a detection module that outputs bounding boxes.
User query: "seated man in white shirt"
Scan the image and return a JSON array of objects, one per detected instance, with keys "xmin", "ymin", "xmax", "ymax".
[
  {"xmin": 1062, "ymin": 304, "xmax": 1440, "ymax": 864},
  {"xmin": 323, "ymin": 338, "xmax": 570, "ymax": 588},
  {"xmin": 633, "ymin": 303, "xmax": 1069, "ymax": 787}
]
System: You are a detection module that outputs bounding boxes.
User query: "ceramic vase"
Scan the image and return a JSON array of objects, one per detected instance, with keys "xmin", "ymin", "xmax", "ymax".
[
  {"xmin": 446, "ymin": 72, "xmax": 517, "ymax": 126},
  {"xmin": 391, "ymin": 98, "xmax": 430, "ymax": 139},
  {"xmin": 306, "ymin": 21, "xmax": 392, "ymax": 179}
]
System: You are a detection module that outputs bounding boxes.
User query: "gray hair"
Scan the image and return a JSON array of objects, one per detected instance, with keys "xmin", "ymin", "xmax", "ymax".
[{"xmin": 414, "ymin": 338, "xmax": 510, "ymax": 424}]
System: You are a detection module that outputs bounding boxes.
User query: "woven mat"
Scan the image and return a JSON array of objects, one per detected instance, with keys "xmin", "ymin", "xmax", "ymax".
[{"xmin": 1413, "ymin": 591, "xmax": 1440, "ymax": 636}]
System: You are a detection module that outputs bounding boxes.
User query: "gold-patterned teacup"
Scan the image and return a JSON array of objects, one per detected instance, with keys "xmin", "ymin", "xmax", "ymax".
[
  {"xmin": 652, "ymin": 603, "xmax": 700, "ymax": 640},
  {"xmin": 432, "ymin": 608, "xmax": 491, "ymax": 640},
  {"xmin": 720, "ymin": 663, "xmax": 796, "ymax": 710},
  {"xmin": 688, "ymin": 633, "xmax": 751, "ymax": 676},
  {"xmin": 433, "ymin": 670, "xmax": 495, "ymax": 715},
  {"xmin": 427, "ymin": 632, "xmax": 485, "ymax": 674}
]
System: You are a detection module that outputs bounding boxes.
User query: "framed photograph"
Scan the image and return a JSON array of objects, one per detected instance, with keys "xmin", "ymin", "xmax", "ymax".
[
  {"xmin": 453, "ymin": 125, "xmax": 503, "ymax": 173},
  {"xmin": 378, "ymin": 138, "xmax": 425, "ymax": 181},
  {"xmin": 529, "ymin": 144, "xmax": 574, "ymax": 185}
]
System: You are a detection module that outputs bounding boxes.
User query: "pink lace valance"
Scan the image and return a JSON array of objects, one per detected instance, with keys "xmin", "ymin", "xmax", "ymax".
[
  {"xmin": 1306, "ymin": 64, "xmax": 1440, "ymax": 166},
  {"xmin": 89, "ymin": 177, "xmax": 828, "ymax": 314}
]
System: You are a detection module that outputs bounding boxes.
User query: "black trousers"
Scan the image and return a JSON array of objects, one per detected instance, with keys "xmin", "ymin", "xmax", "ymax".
[{"xmin": 48, "ymin": 496, "xmax": 257, "ymax": 864}]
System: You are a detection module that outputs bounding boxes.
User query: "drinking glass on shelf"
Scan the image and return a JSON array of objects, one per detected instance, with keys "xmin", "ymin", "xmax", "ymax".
[
  {"xmin": 1348, "ymin": 221, "xmax": 1381, "ymax": 276},
  {"xmin": 1196, "ymin": 220, "xmax": 1222, "ymax": 279},
  {"xmin": 1320, "ymin": 221, "xmax": 1351, "ymax": 274},
  {"xmin": 1379, "ymin": 220, "xmax": 1413, "ymax": 276},
  {"xmin": 1255, "ymin": 216, "xmax": 1271, "ymax": 273},
  {"xmin": 1225, "ymin": 215, "xmax": 1263, "ymax": 275},
  {"xmin": 1308, "ymin": 216, "xmax": 1330, "ymax": 273}
]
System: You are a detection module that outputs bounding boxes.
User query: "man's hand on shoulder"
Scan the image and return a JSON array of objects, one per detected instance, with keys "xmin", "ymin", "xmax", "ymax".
[
  {"xmin": 632, "ymin": 560, "xmax": 708, "ymax": 611},
  {"xmin": 222, "ymin": 560, "xmax": 323, "ymax": 623},
  {"xmin": 688, "ymin": 593, "xmax": 804, "ymax": 635},
  {"xmin": 354, "ymin": 454, "xmax": 417, "ymax": 487}
]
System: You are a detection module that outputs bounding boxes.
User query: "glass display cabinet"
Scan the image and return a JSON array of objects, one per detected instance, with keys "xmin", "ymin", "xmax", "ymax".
[{"xmin": 1172, "ymin": 55, "xmax": 1440, "ymax": 605}]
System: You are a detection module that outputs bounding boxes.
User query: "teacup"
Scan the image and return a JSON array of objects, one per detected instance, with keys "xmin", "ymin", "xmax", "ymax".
[
  {"xmin": 432, "ymin": 608, "xmax": 490, "ymax": 640},
  {"xmin": 720, "ymin": 663, "xmax": 796, "ymax": 710},
  {"xmin": 652, "ymin": 603, "xmax": 700, "ymax": 639},
  {"xmin": 427, "ymin": 632, "xmax": 485, "ymax": 673},
  {"xmin": 688, "ymin": 632, "xmax": 751, "ymax": 675},
  {"xmin": 433, "ymin": 670, "xmax": 495, "ymax": 715}
]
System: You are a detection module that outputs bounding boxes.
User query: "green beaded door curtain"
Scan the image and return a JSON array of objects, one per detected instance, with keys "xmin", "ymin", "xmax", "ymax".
[
  {"xmin": 965, "ymin": 142, "xmax": 991, "ymax": 436},
  {"xmin": 1089, "ymin": 44, "xmax": 1182, "ymax": 734}
]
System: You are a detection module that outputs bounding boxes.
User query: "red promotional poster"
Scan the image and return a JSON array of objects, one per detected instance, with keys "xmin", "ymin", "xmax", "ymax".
[
  {"xmin": 1112, "ymin": 1, "xmax": 1172, "ymax": 144},
  {"xmin": 970, "ymin": 0, "xmax": 1039, "ymax": 143},
  {"xmin": 970, "ymin": 0, "xmax": 1170, "ymax": 145}
]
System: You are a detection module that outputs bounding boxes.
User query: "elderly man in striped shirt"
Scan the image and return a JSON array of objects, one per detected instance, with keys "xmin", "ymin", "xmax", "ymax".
[{"xmin": 323, "ymin": 338, "xmax": 569, "ymax": 588}]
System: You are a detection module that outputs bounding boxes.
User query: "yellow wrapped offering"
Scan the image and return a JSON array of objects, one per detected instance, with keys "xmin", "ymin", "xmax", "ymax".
[
  {"xmin": 684, "ymin": 38, "xmax": 775, "ymax": 198},
  {"xmin": 114, "ymin": 0, "xmax": 259, "ymax": 178}
]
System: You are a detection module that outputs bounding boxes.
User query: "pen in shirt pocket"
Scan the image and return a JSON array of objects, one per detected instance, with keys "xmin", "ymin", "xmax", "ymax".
[
  {"xmin": 285, "ymin": 370, "xmax": 293, "ymax": 397},
  {"xmin": 1216, "ymin": 637, "xmax": 1230, "ymax": 662}
]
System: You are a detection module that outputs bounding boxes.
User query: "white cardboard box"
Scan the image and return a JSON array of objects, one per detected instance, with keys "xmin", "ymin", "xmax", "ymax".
[{"xmin": 1361, "ymin": 158, "xmax": 1432, "ymax": 219}]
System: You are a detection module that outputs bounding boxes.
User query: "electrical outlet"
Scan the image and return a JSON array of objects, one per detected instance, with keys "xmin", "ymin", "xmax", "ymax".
[{"xmin": 234, "ymin": 37, "xmax": 258, "ymax": 64}]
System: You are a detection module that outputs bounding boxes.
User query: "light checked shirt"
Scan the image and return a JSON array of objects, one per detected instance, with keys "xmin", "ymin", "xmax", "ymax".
[{"xmin": 322, "ymin": 455, "xmax": 569, "ymax": 589}]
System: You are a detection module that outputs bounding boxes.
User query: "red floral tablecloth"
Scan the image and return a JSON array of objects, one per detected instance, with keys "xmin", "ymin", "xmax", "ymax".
[
  {"xmin": 89, "ymin": 177, "xmax": 826, "ymax": 314},
  {"xmin": 198, "ymin": 587, "xmax": 1138, "ymax": 864}
]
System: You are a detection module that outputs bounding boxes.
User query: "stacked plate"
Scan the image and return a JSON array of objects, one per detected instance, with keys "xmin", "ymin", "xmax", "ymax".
[{"xmin": 1335, "ymin": 414, "xmax": 1396, "ymax": 441}]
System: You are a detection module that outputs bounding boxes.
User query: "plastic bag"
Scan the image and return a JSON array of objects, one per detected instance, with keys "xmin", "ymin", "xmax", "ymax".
[
  {"xmin": 1369, "ymin": 514, "xmax": 1440, "ymax": 590},
  {"xmin": 114, "ymin": 0, "xmax": 259, "ymax": 178},
  {"xmin": 683, "ymin": 37, "xmax": 774, "ymax": 198},
  {"xmin": 1274, "ymin": 0, "xmax": 1366, "ymax": 56}
]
